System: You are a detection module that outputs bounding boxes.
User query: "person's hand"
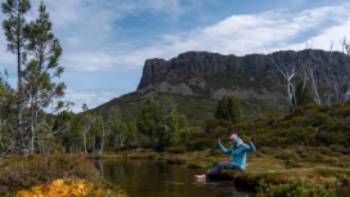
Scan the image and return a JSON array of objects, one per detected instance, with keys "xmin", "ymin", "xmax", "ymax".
[
  {"xmin": 246, "ymin": 137, "xmax": 253, "ymax": 143},
  {"xmin": 218, "ymin": 138, "xmax": 222, "ymax": 144}
]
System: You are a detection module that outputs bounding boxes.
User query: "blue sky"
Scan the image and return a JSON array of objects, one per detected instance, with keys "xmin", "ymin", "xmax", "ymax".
[{"xmin": 0, "ymin": 0, "xmax": 350, "ymax": 112}]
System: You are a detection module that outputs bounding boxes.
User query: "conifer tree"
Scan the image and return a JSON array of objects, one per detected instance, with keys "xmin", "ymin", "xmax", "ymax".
[
  {"xmin": 295, "ymin": 81, "xmax": 314, "ymax": 107},
  {"xmin": 24, "ymin": 1, "xmax": 65, "ymax": 153},
  {"xmin": 215, "ymin": 95, "xmax": 241, "ymax": 124},
  {"xmin": 2, "ymin": 0, "xmax": 31, "ymax": 153},
  {"xmin": 137, "ymin": 97, "xmax": 164, "ymax": 150}
]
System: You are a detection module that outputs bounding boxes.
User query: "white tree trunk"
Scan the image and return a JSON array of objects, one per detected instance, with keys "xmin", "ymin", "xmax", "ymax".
[
  {"xmin": 309, "ymin": 71, "xmax": 321, "ymax": 105},
  {"xmin": 98, "ymin": 123, "xmax": 105, "ymax": 156}
]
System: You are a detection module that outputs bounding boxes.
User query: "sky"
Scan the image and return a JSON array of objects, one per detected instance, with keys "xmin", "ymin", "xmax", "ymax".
[{"xmin": 0, "ymin": 0, "xmax": 350, "ymax": 112}]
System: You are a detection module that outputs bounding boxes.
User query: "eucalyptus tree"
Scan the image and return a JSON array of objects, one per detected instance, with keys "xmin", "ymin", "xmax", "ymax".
[
  {"xmin": 323, "ymin": 40, "xmax": 350, "ymax": 105},
  {"xmin": 81, "ymin": 104, "xmax": 93, "ymax": 154},
  {"xmin": 90, "ymin": 116, "xmax": 105, "ymax": 156},
  {"xmin": 2, "ymin": 0, "xmax": 31, "ymax": 153},
  {"xmin": 301, "ymin": 52, "xmax": 321, "ymax": 105},
  {"xmin": 271, "ymin": 53, "xmax": 298, "ymax": 112},
  {"xmin": 24, "ymin": 1, "xmax": 65, "ymax": 154}
]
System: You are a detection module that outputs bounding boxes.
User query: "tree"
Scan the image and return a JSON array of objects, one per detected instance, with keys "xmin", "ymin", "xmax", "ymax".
[
  {"xmin": 106, "ymin": 107, "xmax": 131, "ymax": 150},
  {"xmin": 2, "ymin": 0, "xmax": 31, "ymax": 154},
  {"xmin": 90, "ymin": 116, "xmax": 105, "ymax": 156},
  {"xmin": 301, "ymin": 49, "xmax": 322, "ymax": 105},
  {"xmin": 320, "ymin": 41, "xmax": 350, "ymax": 105},
  {"xmin": 164, "ymin": 110, "xmax": 187, "ymax": 145},
  {"xmin": 295, "ymin": 81, "xmax": 314, "ymax": 107},
  {"xmin": 137, "ymin": 97, "xmax": 165, "ymax": 150},
  {"xmin": 271, "ymin": 53, "xmax": 298, "ymax": 111},
  {"xmin": 24, "ymin": 1, "xmax": 65, "ymax": 154},
  {"xmin": 110, "ymin": 119, "xmax": 129, "ymax": 149},
  {"xmin": 0, "ymin": 73, "xmax": 16, "ymax": 154},
  {"xmin": 80, "ymin": 104, "xmax": 92, "ymax": 154},
  {"xmin": 54, "ymin": 112, "xmax": 82, "ymax": 153},
  {"xmin": 215, "ymin": 96, "xmax": 241, "ymax": 124}
]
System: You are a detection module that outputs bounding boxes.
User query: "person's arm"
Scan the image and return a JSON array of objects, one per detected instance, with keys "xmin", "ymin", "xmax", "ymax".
[
  {"xmin": 246, "ymin": 137, "xmax": 256, "ymax": 153},
  {"xmin": 218, "ymin": 139, "xmax": 232, "ymax": 155}
]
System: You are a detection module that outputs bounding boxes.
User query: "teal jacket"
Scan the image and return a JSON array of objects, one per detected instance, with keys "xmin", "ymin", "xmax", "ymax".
[{"xmin": 219, "ymin": 140, "xmax": 256, "ymax": 170}]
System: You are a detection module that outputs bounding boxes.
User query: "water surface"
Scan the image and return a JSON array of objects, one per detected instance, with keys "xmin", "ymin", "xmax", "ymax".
[{"xmin": 100, "ymin": 159, "xmax": 252, "ymax": 197}]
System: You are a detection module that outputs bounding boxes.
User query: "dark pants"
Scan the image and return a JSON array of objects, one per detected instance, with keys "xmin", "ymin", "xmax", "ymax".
[{"xmin": 206, "ymin": 161, "xmax": 242, "ymax": 179}]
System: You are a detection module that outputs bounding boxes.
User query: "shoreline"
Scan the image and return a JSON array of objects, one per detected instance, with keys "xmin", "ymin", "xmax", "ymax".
[{"xmin": 98, "ymin": 147, "xmax": 350, "ymax": 193}]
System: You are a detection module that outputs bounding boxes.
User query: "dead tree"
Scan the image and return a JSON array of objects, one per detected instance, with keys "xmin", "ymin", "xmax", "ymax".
[
  {"xmin": 323, "ymin": 39, "xmax": 350, "ymax": 104},
  {"xmin": 271, "ymin": 54, "xmax": 298, "ymax": 111},
  {"xmin": 302, "ymin": 50, "xmax": 322, "ymax": 105}
]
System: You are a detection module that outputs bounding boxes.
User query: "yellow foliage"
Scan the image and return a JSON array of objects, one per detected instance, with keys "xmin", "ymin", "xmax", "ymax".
[{"xmin": 16, "ymin": 179, "xmax": 107, "ymax": 197}]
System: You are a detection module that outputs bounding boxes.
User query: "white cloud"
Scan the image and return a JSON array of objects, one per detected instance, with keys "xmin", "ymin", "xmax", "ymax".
[
  {"xmin": 2, "ymin": 1, "xmax": 350, "ymax": 111},
  {"xmin": 0, "ymin": 0, "xmax": 189, "ymax": 72},
  {"xmin": 62, "ymin": 89, "xmax": 118, "ymax": 113},
  {"xmin": 289, "ymin": 20, "xmax": 350, "ymax": 51},
  {"xmin": 155, "ymin": 4, "xmax": 350, "ymax": 55},
  {"xmin": 75, "ymin": 3, "xmax": 347, "ymax": 72},
  {"xmin": 55, "ymin": 3, "xmax": 350, "ymax": 72},
  {"xmin": 3, "ymin": 1, "xmax": 349, "ymax": 73}
]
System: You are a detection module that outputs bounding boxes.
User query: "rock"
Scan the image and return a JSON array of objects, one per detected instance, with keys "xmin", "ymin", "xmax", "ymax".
[{"xmin": 137, "ymin": 50, "xmax": 350, "ymax": 102}]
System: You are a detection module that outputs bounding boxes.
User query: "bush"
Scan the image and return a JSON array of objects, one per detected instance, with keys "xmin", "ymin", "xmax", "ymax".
[
  {"xmin": 0, "ymin": 155, "xmax": 98, "ymax": 196},
  {"xmin": 315, "ymin": 131, "xmax": 349, "ymax": 146},
  {"xmin": 166, "ymin": 146, "xmax": 186, "ymax": 154},
  {"xmin": 186, "ymin": 138, "xmax": 213, "ymax": 151},
  {"xmin": 274, "ymin": 150, "xmax": 302, "ymax": 168},
  {"xmin": 329, "ymin": 145, "xmax": 350, "ymax": 154},
  {"xmin": 259, "ymin": 181, "xmax": 335, "ymax": 197},
  {"xmin": 296, "ymin": 103, "xmax": 322, "ymax": 113},
  {"xmin": 307, "ymin": 112, "xmax": 333, "ymax": 127},
  {"xmin": 337, "ymin": 105, "xmax": 350, "ymax": 117}
]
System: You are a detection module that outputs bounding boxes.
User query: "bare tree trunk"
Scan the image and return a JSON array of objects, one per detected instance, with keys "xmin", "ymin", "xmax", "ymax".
[
  {"xmin": 271, "ymin": 55, "xmax": 298, "ymax": 112},
  {"xmin": 98, "ymin": 122, "xmax": 105, "ymax": 156},
  {"xmin": 82, "ymin": 122, "xmax": 90, "ymax": 154},
  {"xmin": 286, "ymin": 71, "xmax": 297, "ymax": 111},
  {"xmin": 287, "ymin": 81, "xmax": 294, "ymax": 110},
  {"xmin": 92, "ymin": 129, "xmax": 96, "ymax": 155},
  {"xmin": 16, "ymin": 14, "xmax": 24, "ymax": 154},
  {"xmin": 309, "ymin": 70, "xmax": 321, "ymax": 105},
  {"xmin": 30, "ymin": 107, "xmax": 35, "ymax": 154},
  {"xmin": 83, "ymin": 130, "xmax": 87, "ymax": 154}
]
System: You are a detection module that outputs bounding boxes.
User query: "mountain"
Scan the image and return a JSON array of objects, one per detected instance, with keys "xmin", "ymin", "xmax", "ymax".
[{"xmin": 93, "ymin": 49, "xmax": 350, "ymax": 124}]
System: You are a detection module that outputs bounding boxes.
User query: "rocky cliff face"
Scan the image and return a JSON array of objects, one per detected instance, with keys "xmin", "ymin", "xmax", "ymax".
[
  {"xmin": 93, "ymin": 49, "xmax": 350, "ymax": 123},
  {"xmin": 137, "ymin": 50, "xmax": 350, "ymax": 101}
]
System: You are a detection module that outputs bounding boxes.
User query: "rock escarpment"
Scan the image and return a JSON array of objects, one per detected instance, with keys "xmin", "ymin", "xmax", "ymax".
[{"xmin": 137, "ymin": 50, "xmax": 350, "ymax": 102}]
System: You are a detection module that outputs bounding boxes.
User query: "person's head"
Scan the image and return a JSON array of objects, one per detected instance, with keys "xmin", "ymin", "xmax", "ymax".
[{"xmin": 229, "ymin": 133, "xmax": 243, "ymax": 146}]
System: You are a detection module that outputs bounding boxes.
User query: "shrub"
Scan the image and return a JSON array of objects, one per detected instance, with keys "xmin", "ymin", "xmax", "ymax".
[
  {"xmin": 315, "ymin": 131, "xmax": 349, "ymax": 146},
  {"xmin": 274, "ymin": 150, "xmax": 301, "ymax": 168},
  {"xmin": 0, "ymin": 155, "xmax": 98, "ymax": 196},
  {"xmin": 297, "ymin": 103, "xmax": 322, "ymax": 113},
  {"xmin": 307, "ymin": 112, "xmax": 332, "ymax": 127},
  {"xmin": 186, "ymin": 138, "xmax": 213, "ymax": 151},
  {"xmin": 329, "ymin": 145, "xmax": 350, "ymax": 154},
  {"xmin": 259, "ymin": 181, "xmax": 335, "ymax": 197},
  {"xmin": 166, "ymin": 146, "xmax": 186, "ymax": 154},
  {"xmin": 337, "ymin": 105, "xmax": 350, "ymax": 117}
]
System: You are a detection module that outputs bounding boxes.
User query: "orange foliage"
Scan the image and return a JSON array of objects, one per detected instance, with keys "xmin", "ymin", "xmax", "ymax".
[{"xmin": 16, "ymin": 179, "xmax": 106, "ymax": 197}]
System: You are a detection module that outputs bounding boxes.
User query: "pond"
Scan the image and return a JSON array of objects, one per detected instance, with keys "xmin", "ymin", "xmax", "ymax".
[{"xmin": 99, "ymin": 159, "xmax": 253, "ymax": 197}]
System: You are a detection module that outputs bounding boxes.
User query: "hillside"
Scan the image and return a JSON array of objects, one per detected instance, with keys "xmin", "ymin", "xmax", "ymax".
[{"xmin": 93, "ymin": 49, "xmax": 350, "ymax": 123}]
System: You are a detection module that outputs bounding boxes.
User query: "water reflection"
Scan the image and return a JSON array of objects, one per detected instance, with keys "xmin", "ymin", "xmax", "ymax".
[{"xmin": 101, "ymin": 159, "xmax": 252, "ymax": 197}]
